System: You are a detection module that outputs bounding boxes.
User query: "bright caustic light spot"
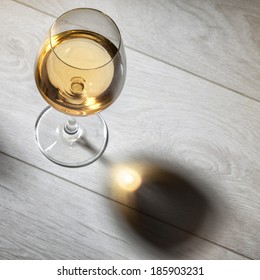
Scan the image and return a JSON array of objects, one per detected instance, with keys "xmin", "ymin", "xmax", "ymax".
[{"xmin": 113, "ymin": 166, "xmax": 142, "ymax": 192}]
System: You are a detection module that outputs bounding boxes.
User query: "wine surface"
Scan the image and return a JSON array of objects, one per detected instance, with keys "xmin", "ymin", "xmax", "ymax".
[{"xmin": 35, "ymin": 30, "xmax": 124, "ymax": 116}]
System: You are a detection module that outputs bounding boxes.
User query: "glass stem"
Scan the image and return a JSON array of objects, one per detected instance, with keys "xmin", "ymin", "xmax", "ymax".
[{"xmin": 64, "ymin": 117, "xmax": 79, "ymax": 134}]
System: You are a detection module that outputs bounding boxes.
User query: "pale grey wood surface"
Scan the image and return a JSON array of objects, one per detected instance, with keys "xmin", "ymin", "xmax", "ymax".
[
  {"xmin": 15, "ymin": 0, "xmax": 260, "ymax": 101},
  {"xmin": 0, "ymin": 0, "xmax": 259, "ymax": 259},
  {"xmin": 0, "ymin": 153, "xmax": 246, "ymax": 260}
]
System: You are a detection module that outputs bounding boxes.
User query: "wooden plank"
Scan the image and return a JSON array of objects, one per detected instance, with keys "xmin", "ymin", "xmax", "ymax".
[
  {"xmin": 0, "ymin": 0, "xmax": 260, "ymax": 259},
  {"xmin": 14, "ymin": 0, "xmax": 260, "ymax": 101},
  {"xmin": 0, "ymin": 153, "xmax": 246, "ymax": 259}
]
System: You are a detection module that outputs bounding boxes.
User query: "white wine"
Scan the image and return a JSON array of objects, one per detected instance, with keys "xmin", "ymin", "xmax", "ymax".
[{"xmin": 35, "ymin": 30, "xmax": 125, "ymax": 116}]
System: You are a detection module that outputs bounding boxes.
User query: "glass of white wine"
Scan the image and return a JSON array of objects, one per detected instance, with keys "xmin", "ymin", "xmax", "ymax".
[{"xmin": 35, "ymin": 8, "xmax": 126, "ymax": 167}]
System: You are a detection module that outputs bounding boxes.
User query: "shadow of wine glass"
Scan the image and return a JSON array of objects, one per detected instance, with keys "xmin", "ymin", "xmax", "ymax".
[
  {"xmin": 109, "ymin": 159, "xmax": 217, "ymax": 249},
  {"xmin": 76, "ymin": 134, "xmax": 112, "ymax": 165}
]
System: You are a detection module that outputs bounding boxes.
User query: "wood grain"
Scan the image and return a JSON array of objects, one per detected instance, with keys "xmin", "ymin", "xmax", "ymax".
[
  {"xmin": 0, "ymin": 0, "xmax": 260, "ymax": 259},
  {"xmin": 14, "ymin": 0, "xmax": 260, "ymax": 101},
  {"xmin": 0, "ymin": 153, "xmax": 246, "ymax": 259}
]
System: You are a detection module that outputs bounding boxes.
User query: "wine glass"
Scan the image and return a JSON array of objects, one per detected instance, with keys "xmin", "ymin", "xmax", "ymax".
[{"xmin": 34, "ymin": 8, "xmax": 126, "ymax": 167}]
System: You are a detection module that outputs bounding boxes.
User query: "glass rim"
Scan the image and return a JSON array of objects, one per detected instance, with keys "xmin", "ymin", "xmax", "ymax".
[{"xmin": 49, "ymin": 8, "xmax": 122, "ymax": 70}]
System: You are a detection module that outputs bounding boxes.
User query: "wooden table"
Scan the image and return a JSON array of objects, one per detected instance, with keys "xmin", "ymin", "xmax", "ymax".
[{"xmin": 0, "ymin": 0, "xmax": 259, "ymax": 259}]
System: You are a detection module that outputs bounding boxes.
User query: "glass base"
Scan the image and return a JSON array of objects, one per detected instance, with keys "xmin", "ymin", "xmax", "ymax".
[{"xmin": 35, "ymin": 106, "xmax": 108, "ymax": 167}]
